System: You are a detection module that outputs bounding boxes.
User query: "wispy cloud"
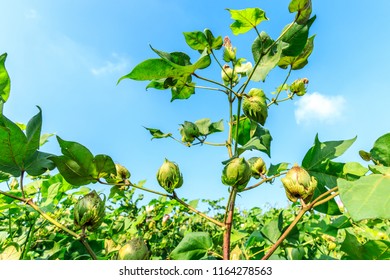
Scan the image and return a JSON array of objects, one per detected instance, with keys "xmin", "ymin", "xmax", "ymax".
[
  {"xmin": 294, "ymin": 92, "xmax": 346, "ymax": 125},
  {"xmin": 91, "ymin": 53, "xmax": 129, "ymax": 76}
]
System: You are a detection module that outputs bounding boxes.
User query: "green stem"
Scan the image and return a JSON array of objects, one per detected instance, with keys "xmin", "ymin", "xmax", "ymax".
[
  {"xmin": 193, "ymin": 73, "xmax": 238, "ymax": 97},
  {"xmin": 21, "ymin": 218, "xmax": 36, "ymax": 259},
  {"xmin": 239, "ymin": 19, "xmax": 297, "ymax": 95},
  {"xmin": 79, "ymin": 237, "xmax": 98, "ymax": 260},
  {"xmin": 243, "ymin": 172, "xmax": 287, "ymax": 192},
  {"xmin": 233, "ymin": 97, "xmax": 243, "ymax": 156},
  {"xmin": 267, "ymin": 66, "xmax": 293, "ymax": 107},
  {"xmin": 172, "ymin": 191, "xmax": 225, "ymax": 228},
  {"xmin": 227, "ymin": 93, "xmax": 234, "ymax": 158},
  {"xmin": 20, "ymin": 171, "xmax": 25, "ymax": 199}
]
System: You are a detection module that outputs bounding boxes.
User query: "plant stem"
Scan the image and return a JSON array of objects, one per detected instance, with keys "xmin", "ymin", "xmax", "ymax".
[
  {"xmin": 267, "ymin": 67, "xmax": 292, "ymax": 107},
  {"xmin": 79, "ymin": 236, "xmax": 98, "ymax": 260},
  {"xmin": 243, "ymin": 172, "xmax": 287, "ymax": 192},
  {"xmin": 21, "ymin": 218, "xmax": 36, "ymax": 260},
  {"xmin": 227, "ymin": 93, "xmax": 234, "ymax": 158},
  {"xmin": 223, "ymin": 187, "xmax": 238, "ymax": 260},
  {"xmin": 262, "ymin": 206, "xmax": 307, "ymax": 260},
  {"xmin": 20, "ymin": 171, "xmax": 25, "ymax": 199},
  {"xmin": 172, "ymin": 191, "xmax": 225, "ymax": 228},
  {"xmin": 193, "ymin": 73, "xmax": 238, "ymax": 97},
  {"xmin": 233, "ymin": 97, "xmax": 242, "ymax": 156},
  {"xmin": 261, "ymin": 187, "xmax": 340, "ymax": 260},
  {"xmin": 0, "ymin": 189, "xmax": 101, "ymax": 260}
]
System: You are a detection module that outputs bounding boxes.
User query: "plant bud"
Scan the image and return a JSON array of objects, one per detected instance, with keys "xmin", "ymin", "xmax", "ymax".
[
  {"xmin": 247, "ymin": 157, "xmax": 267, "ymax": 179},
  {"xmin": 179, "ymin": 121, "xmax": 200, "ymax": 144},
  {"xmin": 242, "ymin": 88, "xmax": 268, "ymax": 126},
  {"xmin": 115, "ymin": 163, "xmax": 131, "ymax": 180},
  {"xmin": 73, "ymin": 190, "xmax": 105, "ymax": 232},
  {"xmin": 221, "ymin": 157, "xmax": 252, "ymax": 191},
  {"xmin": 290, "ymin": 78, "xmax": 308, "ymax": 96},
  {"xmin": 156, "ymin": 159, "xmax": 183, "ymax": 193},
  {"xmin": 223, "ymin": 36, "xmax": 237, "ymax": 62},
  {"xmin": 281, "ymin": 164, "xmax": 317, "ymax": 203},
  {"xmin": 221, "ymin": 65, "xmax": 239, "ymax": 86},
  {"xmin": 117, "ymin": 237, "xmax": 149, "ymax": 260}
]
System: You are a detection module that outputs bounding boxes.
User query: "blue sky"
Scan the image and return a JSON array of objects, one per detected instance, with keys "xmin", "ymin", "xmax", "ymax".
[{"xmin": 1, "ymin": 0, "xmax": 390, "ymax": 211}]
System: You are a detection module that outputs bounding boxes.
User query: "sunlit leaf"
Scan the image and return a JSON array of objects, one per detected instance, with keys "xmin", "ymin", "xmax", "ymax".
[{"xmin": 228, "ymin": 8, "xmax": 268, "ymax": 35}]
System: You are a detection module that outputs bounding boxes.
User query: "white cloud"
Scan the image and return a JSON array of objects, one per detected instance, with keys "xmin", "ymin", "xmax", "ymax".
[
  {"xmin": 91, "ymin": 53, "xmax": 129, "ymax": 76},
  {"xmin": 294, "ymin": 92, "xmax": 346, "ymax": 125}
]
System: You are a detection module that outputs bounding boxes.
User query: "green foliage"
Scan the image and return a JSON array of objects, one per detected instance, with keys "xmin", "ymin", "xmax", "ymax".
[{"xmin": 0, "ymin": 0, "xmax": 389, "ymax": 261}]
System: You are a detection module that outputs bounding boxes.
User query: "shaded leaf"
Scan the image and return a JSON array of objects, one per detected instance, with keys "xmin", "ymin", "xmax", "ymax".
[
  {"xmin": 370, "ymin": 132, "xmax": 390, "ymax": 166},
  {"xmin": 170, "ymin": 232, "xmax": 213, "ymax": 260}
]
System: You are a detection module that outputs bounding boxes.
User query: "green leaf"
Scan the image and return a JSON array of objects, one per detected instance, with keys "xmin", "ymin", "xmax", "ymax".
[
  {"xmin": 56, "ymin": 136, "xmax": 95, "ymax": 176},
  {"xmin": 25, "ymin": 107, "xmax": 43, "ymax": 160},
  {"xmin": 261, "ymin": 212, "xmax": 283, "ymax": 243},
  {"xmin": 204, "ymin": 29, "xmax": 223, "ymax": 50},
  {"xmin": 40, "ymin": 133, "xmax": 55, "ymax": 147},
  {"xmin": 228, "ymin": 8, "xmax": 268, "ymax": 35},
  {"xmin": 144, "ymin": 127, "xmax": 172, "ymax": 140},
  {"xmin": 93, "ymin": 154, "xmax": 116, "ymax": 179},
  {"xmin": 342, "ymin": 162, "xmax": 368, "ymax": 179},
  {"xmin": 170, "ymin": 232, "xmax": 213, "ymax": 260},
  {"xmin": 0, "ymin": 244, "xmax": 21, "ymax": 260},
  {"xmin": 0, "ymin": 115, "xmax": 28, "ymax": 176},
  {"xmin": 118, "ymin": 59, "xmax": 182, "ymax": 82},
  {"xmin": 50, "ymin": 155, "xmax": 94, "ymax": 186},
  {"xmin": 194, "ymin": 118, "xmax": 211, "ymax": 135},
  {"xmin": 302, "ymin": 134, "xmax": 357, "ymax": 170},
  {"xmin": 279, "ymin": 35, "xmax": 315, "ymax": 70},
  {"xmin": 24, "ymin": 151, "xmax": 55, "ymax": 176},
  {"xmin": 267, "ymin": 162, "xmax": 289, "ymax": 176},
  {"xmin": 302, "ymin": 135, "xmax": 356, "ymax": 215},
  {"xmin": 370, "ymin": 132, "xmax": 390, "ymax": 166},
  {"xmin": 288, "ymin": 0, "xmax": 312, "ymax": 24},
  {"xmin": 183, "ymin": 31, "xmax": 209, "ymax": 51},
  {"xmin": 338, "ymin": 175, "xmax": 390, "ymax": 221},
  {"xmin": 280, "ymin": 16, "xmax": 315, "ymax": 57},
  {"xmin": 251, "ymin": 32, "xmax": 283, "ymax": 82},
  {"xmin": 209, "ymin": 119, "xmax": 224, "ymax": 134},
  {"xmin": 0, "ymin": 53, "xmax": 10, "ymax": 104},
  {"xmin": 341, "ymin": 231, "xmax": 390, "ymax": 260},
  {"xmin": 369, "ymin": 165, "xmax": 390, "ymax": 175},
  {"xmin": 232, "ymin": 116, "xmax": 252, "ymax": 145},
  {"xmin": 51, "ymin": 137, "xmax": 115, "ymax": 186}
]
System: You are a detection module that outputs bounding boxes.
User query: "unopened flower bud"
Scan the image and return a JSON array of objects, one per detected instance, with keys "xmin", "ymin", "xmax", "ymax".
[
  {"xmin": 242, "ymin": 88, "xmax": 268, "ymax": 126},
  {"xmin": 221, "ymin": 65, "xmax": 239, "ymax": 86},
  {"xmin": 223, "ymin": 36, "xmax": 237, "ymax": 62},
  {"xmin": 179, "ymin": 121, "xmax": 200, "ymax": 144},
  {"xmin": 248, "ymin": 157, "xmax": 267, "ymax": 179},
  {"xmin": 73, "ymin": 190, "xmax": 105, "ymax": 232},
  {"xmin": 156, "ymin": 159, "xmax": 183, "ymax": 193},
  {"xmin": 117, "ymin": 238, "xmax": 149, "ymax": 260},
  {"xmin": 281, "ymin": 164, "xmax": 317, "ymax": 203},
  {"xmin": 290, "ymin": 78, "xmax": 308, "ymax": 96},
  {"xmin": 221, "ymin": 157, "xmax": 252, "ymax": 192}
]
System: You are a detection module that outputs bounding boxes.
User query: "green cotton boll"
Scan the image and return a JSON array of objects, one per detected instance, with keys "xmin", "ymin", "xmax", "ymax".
[
  {"xmin": 242, "ymin": 95, "xmax": 268, "ymax": 126},
  {"xmin": 156, "ymin": 159, "xmax": 183, "ymax": 193},
  {"xmin": 247, "ymin": 157, "xmax": 267, "ymax": 179},
  {"xmin": 180, "ymin": 121, "xmax": 200, "ymax": 144},
  {"xmin": 221, "ymin": 157, "xmax": 252, "ymax": 192},
  {"xmin": 73, "ymin": 190, "xmax": 105, "ymax": 232},
  {"xmin": 117, "ymin": 238, "xmax": 150, "ymax": 260},
  {"xmin": 281, "ymin": 164, "xmax": 317, "ymax": 203}
]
